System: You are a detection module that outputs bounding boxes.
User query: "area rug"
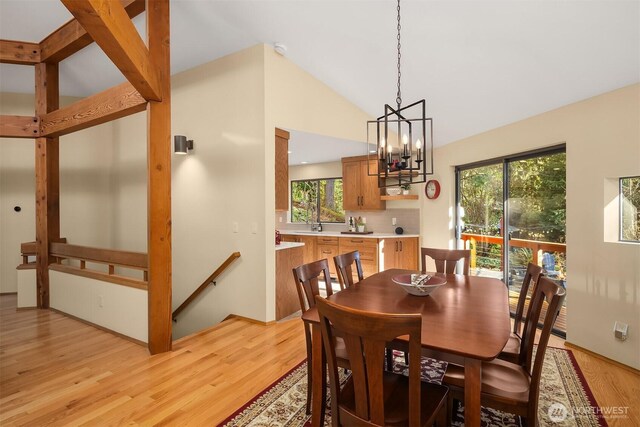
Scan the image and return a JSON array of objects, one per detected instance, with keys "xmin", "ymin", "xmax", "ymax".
[{"xmin": 219, "ymin": 347, "xmax": 607, "ymax": 427}]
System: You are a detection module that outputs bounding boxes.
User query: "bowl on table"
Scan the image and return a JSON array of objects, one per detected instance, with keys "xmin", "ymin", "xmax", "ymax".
[{"xmin": 392, "ymin": 273, "xmax": 447, "ymax": 296}]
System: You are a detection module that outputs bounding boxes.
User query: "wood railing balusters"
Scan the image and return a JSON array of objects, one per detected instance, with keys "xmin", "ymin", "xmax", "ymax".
[{"xmin": 172, "ymin": 252, "xmax": 241, "ymax": 321}]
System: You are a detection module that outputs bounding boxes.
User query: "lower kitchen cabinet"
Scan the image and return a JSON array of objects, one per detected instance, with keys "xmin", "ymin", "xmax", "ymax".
[
  {"xmin": 338, "ymin": 237, "xmax": 378, "ymax": 279},
  {"xmin": 379, "ymin": 237, "xmax": 419, "ymax": 271},
  {"xmin": 280, "ymin": 234, "xmax": 419, "ymax": 278}
]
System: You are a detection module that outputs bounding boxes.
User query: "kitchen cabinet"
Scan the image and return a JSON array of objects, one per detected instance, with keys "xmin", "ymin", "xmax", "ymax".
[
  {"xmin": 316, "ymin": 236, "xmax": 339, "ymax": 277},
  {"xmin": 281, "ymin": 234, "xmax": 316, "ymax": 264},
  {"xmin": 342, "ymin": 156, "xmax": 385, "ymax": 211},
  {"xmin": 380, "ymin": 237, "xmax": 419, "ymax": 271},
  {"xmin": 338, "ymin": 237, "xmax": 378, "ymax": 279},
  {"xmin": 275, "ymin": 128, "xmax": 289, "ymax": 211},
  {"xmin": 275, "ymin": 245, "xmax": 303, "ymax": 320}
]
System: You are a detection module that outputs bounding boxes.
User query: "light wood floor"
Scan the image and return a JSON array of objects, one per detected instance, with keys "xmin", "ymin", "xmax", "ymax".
[{"xmin": 1, "ymin": 294, "xmax": 638, "ymax": 426}]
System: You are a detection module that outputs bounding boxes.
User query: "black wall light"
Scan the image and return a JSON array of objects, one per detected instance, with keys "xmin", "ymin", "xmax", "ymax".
[{"xmin": 174, "ymin": 135, "xmax": 194, "ymax": 155}]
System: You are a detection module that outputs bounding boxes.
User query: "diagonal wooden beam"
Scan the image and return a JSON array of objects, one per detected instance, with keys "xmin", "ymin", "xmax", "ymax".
[
  {"xmin": 0, "ymin": 39, "xmax": 40, "ymax": 64},
  {"xmin": 39, "ymin": 81, "xmax": 146, "ymax": 138},
  {"xmin": 0, "ymin": 115, "xmax": 40, "ymax": 138},
  {"xmin": 40, "ymin": 0, "xmax": 145, "ymax": 63},
  {"xmin": 61, "ymin": 0, "xmax": 161, "ymax": 101}
]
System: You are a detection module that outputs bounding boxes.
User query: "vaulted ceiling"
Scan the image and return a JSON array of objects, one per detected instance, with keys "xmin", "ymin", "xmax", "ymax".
[{"xmin": 1, "ymin": 0, "xmax": 638, "ymax": 147}]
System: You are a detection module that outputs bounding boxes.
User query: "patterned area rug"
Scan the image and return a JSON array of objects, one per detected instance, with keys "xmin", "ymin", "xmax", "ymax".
[{"xmin": 219, "ymin": 347, "xmax": 607, "ymax": 427}]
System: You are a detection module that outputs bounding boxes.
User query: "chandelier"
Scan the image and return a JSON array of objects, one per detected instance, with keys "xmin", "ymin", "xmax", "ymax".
[{"xmin": 367, "ymin": 0, "xmax": 433, "ymax": 188}]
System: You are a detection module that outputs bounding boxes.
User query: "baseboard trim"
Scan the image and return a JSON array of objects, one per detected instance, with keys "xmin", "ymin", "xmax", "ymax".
[
  {"xmin": 49, "ymin": 307, "xmax": 147, "ymax": 347},
  {"xmin": 224, "ymin": 314, "xmax": 275, "ymax": 326},
  {"xmin": 565, "ymin": 341, "xmax": 639, "ymax": 374}
]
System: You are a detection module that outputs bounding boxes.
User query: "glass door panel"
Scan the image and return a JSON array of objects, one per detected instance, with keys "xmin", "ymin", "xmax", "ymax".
[
  {"xmin": 458, "ymin": 163, "xmax": 504, "ymax": 280},
  {"xmin": 507, "ymin": 152, "xmax": 566, "ymax": 334}
]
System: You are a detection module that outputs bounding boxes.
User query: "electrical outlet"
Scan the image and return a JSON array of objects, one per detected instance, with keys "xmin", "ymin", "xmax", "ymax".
[
  {"xmin": 279, "ymin": 216, "xmax": 283, "ymax": 223},
  {"xmin": 614, "ymin": 321, "xmax": 628, "ymax": 341},
  {"xmin": 392, "ymin": 217, "xmax": 397, "ymax": 226},
  {"xmin": 251, "ymin": 222, "xmax": 258, "ymax": 234},
  {"xmin": 98, "ymin": 295, "xmax": 103, "ymax": 308},
  {"xmin": 232, "ymin": 222, "xmax": 239, "ymax": 233}
]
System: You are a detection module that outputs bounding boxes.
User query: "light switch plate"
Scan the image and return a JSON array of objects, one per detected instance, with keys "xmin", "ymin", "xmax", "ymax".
[
  {"xmin": 614, "ymin": 321, "xmax": 628, "ymax": 341},
  {"xmin": 232, "ymin": 222, "xmax": 239, "ymax": 233}
]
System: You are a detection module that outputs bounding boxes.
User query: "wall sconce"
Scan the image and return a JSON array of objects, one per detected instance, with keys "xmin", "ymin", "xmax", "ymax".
[{"xmin": 174, "ymin": 135, "xmax": 194, "ymax": 155}]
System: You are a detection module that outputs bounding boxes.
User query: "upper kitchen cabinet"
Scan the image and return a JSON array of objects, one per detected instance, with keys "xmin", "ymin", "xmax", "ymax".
[
  {"xmin": 342, "ymin": 155, "xmax": 385, "ymax": 211},
  {"xmin": 275, "ymin": 128, "xmax": 290, "ymax": 211}
]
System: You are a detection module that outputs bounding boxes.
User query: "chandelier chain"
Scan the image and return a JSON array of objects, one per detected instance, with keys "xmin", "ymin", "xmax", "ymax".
[{"xmin": 396, "ymin": 0, "xmax": 402, "ymax": 108}]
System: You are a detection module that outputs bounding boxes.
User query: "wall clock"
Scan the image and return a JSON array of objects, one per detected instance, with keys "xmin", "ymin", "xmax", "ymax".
[{"xmin": 425, "ymin": 179, "xmax": 441, "ymax": 200}]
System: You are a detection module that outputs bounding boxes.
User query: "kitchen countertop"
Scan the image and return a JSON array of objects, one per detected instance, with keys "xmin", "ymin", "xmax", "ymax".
[
  {"xmin": 279, "ymin": 230, "xmax": 419, "ymax": 239},
  {"xmin": 275, "ymin": 241, "xmax": 305, "ymax": 251}
]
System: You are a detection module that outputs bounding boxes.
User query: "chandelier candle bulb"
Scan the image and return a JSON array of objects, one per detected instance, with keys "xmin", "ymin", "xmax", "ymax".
[{"xmin": 402, "ymin": 134, "xmax": 408, "ymax": 157}]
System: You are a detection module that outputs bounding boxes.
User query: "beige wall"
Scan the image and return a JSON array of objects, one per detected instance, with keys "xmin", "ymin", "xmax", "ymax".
[
  {"xmin": 422, "ymin": 84, "xmax": 640, "ymax": 369},
  {"xmin": 0, "ymin": 93, "xmax": 114, "ymax": 293},
  {"xmin": 263, "ymin": 45, "xmax": 374, "ymax": 320}
]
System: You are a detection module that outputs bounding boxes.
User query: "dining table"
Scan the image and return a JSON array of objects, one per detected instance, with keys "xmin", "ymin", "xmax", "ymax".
[{"xmin": 301, "ymin": 268, "xmax": 511, "ymax": 427}]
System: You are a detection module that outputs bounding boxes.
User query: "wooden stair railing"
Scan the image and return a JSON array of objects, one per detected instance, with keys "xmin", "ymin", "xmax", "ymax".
[{"xmin": 172, "ymin": 252, "xmax": 241, "ymax": 321}]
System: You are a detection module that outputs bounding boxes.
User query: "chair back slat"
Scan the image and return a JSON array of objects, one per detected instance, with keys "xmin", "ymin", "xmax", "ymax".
[
  {"xmin": 292, "ymin": 259, "xmax": 333, "ymax": 313},
  {"xmin": 519, "ymin": 276, "xmax": 566, "ymax": 414},
  {"xmin": 316, "ymin": 297, "xmax": 423, "ymax": 427},
  {"xmin": 334, "ymin": 251, "xmax": 364, "ymax": 289},
  {"xmin": 513, "ymin": 263, "xmax": 543, "ymax": 337},
  {"xmin": 421, "ymin": 248, "xmax": 471, "ymax": 275}
]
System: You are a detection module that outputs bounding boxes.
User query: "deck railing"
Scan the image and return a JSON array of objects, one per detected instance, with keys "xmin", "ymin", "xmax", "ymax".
[{"xmin": 460, "ymin": 232, "xmax": 566, "ymax": 274}]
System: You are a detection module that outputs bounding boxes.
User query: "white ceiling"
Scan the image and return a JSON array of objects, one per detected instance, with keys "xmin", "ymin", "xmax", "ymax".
[{"xmin": 0, "ymin": 0, "xmax": 638, "ymax": 148}]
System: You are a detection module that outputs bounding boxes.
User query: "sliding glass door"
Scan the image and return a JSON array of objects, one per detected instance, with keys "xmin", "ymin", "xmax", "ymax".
[{"xmin": 456, "ymin": 147, "xmax": 566, "ymax": 335}]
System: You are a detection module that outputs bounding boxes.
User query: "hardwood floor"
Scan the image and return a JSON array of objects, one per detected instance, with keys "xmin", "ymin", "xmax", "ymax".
[{"xmin": 1, "ymin": 294, "xmax": 638, "ymax": 426}]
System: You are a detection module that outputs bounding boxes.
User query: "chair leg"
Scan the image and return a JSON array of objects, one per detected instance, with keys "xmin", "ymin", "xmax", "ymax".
[
  {"xmin": 445, "ymin": 393, "xmax": 454, "ymax": 426},
  {"xmin": 305, "ymin": 332, "xmax": 313, "ymax": 415},
  {"xmin": 385, "ymin": 348, "xmax": 393, "ymax": 371},
  {"xmin": 404, "ymin": 351, "xmax": 409, "ymax": 365}
]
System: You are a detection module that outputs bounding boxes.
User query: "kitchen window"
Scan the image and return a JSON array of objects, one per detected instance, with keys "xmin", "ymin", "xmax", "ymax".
[
  {"xmin": 620, "ymin": 176, "xmax": 640, "ymax": 242},
  {"xmin": 291, "ymin": 178, "xmax": 345, "ymax": 223}
]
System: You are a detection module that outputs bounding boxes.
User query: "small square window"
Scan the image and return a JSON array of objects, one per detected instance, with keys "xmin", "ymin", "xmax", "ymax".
[{"xmin": 620, "ymin": 176, "xmax": 639, "ymax": 242}]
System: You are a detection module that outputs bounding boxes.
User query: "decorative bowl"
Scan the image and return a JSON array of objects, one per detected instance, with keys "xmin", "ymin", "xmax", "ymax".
[
  {"xmin": 386, "ymin": 187, "xmax": 402, "ymax": 196},
  {"xmin": 392, "ymin": 273, "xmax": 447, "ymax": 296}
]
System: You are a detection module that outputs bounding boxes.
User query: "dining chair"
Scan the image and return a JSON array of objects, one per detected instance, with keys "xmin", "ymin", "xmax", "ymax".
[
  {"xmin": 292, "ymin": 259, "xmax": 349, "ymax": 415},
  {"xmin": 499, "ymin": 263, "xmax": 543, "ymax": 364},
  {"xmin": 334, "ymin": 250, "xmax": 405, "ymax": 369},
  {"xmin": 315, "ymin": 296, "xmax": 449, "ymax": 427},
  {"xmin": 421, "ymin": 248, "xmax": 471, "ymax": 275},
  {"xmin": 333, "ymin": 250, "xmax": 364, "ymax": 290},
  {"xmin": 442, "ymin": 276, "xmax": 566, "ymax": 426}
]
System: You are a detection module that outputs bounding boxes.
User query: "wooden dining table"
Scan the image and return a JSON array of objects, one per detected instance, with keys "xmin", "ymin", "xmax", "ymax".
[{"xmin": 301, "ymin": 268, "xmax": 511, "ymax": 427}]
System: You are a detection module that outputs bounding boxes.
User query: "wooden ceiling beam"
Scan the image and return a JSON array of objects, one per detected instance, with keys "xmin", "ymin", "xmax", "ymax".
[
  {"xmin": 39, "ymin": 0, "xmax": 145, "ymax": 63},
  {"xmin": 0, "ymin": 40, "xmax": 40, "ymax": 64},
  {"xmin": 0, "ymin": 115, "xmax": 40, "ymax": 138},
  {"xmin": 39, "ymin": 81, "xmax": 146, "ymax": 138},
  {"xmin": 61, "ymin": 0, "xmax": 161, "ymax": 101}
]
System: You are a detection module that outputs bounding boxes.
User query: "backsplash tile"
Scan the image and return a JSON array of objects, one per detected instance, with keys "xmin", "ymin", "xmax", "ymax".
[{"xmin": 275, "ymin": 209, "xmax": 419, "ymax": 234}]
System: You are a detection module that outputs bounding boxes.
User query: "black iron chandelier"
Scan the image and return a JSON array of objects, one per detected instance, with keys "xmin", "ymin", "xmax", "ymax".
[{"xmin": 367, "ymin": 0, "xmax": 433, "ymax": 188}]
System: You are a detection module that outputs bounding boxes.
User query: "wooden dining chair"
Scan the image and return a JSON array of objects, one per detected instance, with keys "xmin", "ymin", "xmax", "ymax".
[
  {"xmin": 333, "ymin": 251, "xmax": 364, "ymax": 290},
  {"xmin": 499, "ymin": 263, "xmax": 543, "ymax": 364},
  {"xmin": 421, "ymin": 248, "xmax": 471, "ymax": 275},
  {"xmin": 315, "ymin": 297, "xmax": 449, "ymax": 427},
  {"xmin": 442, "ymin": 276, "xmax": 566, "ymax": 426},
  {"xmin": 292, "ymin": 259, "xmax": 349, "ymax": 415}
]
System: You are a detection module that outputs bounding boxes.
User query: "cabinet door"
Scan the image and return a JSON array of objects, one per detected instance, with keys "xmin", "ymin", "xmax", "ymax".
[
  {"xmin": 360, "ymin": 159, "xmax": 385, "ymax": 210},
  {"xmin": 299, "ymin": 235, "xmax": 317, "ymax": 265},
  {"xmin": 281, "ymin": 234, "xmax": 299, "ymax": 243},
  {"xmin": 397, "ymin": 237, "xmax": 419, "ymax": 270},
  {"xmin": 379, "ymin": 238, "xmax": 400, "ymax": 271},
  {"xmin": 275, "ymin": 129, "xmax": 289, "ymax": 211},
  {"xmin": 317, "ymin": 244, "xmax": 339, "ymax": 277},
  {"xmin": 338, "ymin": 238, "xmax": 379, "ymax": 279},
  {"xmin": 342, "ymin": 160, "xmax": 361, "ymax": 210}
]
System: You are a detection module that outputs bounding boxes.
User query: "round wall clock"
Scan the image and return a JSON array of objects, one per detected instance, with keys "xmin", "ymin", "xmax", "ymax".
[{"xmin": 425, "ymin": 179, "xmax": 441, "ymax": 199}]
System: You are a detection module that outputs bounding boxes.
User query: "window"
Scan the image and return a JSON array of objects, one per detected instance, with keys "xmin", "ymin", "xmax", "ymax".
[
  {"xmin": 291, "ymin": 178, "xmax": 345, "ymax": 223},
  {"xmin": 620, "ymin": 176, "xmax": 640, "ymax": 242}
]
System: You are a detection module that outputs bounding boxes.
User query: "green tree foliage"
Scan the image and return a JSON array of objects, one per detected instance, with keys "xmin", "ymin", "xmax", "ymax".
[
  {"xmin": 621, "ymin": 176, "xmax": 640, "ymax": 241},
  {"xmin": 291, "ymin": 179, "xmax": 345, "ymax": 223}
]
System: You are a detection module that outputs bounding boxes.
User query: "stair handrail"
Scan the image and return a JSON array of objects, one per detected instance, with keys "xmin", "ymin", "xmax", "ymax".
[{"xmin": 172, "ymin": 251, "xmax": 241, "ymax": 321}]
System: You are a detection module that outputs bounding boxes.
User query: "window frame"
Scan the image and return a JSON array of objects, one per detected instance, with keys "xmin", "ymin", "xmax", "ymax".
[
  {"xmin": 290, "ymin": 177, "xmax": 345, "ymax": 224},
  {"xmin": 619, "ymin": 175, "xmax": 640, "ymax": 243}
]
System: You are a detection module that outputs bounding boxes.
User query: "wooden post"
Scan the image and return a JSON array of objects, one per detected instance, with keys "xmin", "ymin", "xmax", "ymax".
[
  {"xmin": 146, "ymin": 0, "xmax": 172, "ymax": 354},
  {"xmin": 34, "ymin": 62, "xmax": 60, "ymax": 308}
]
